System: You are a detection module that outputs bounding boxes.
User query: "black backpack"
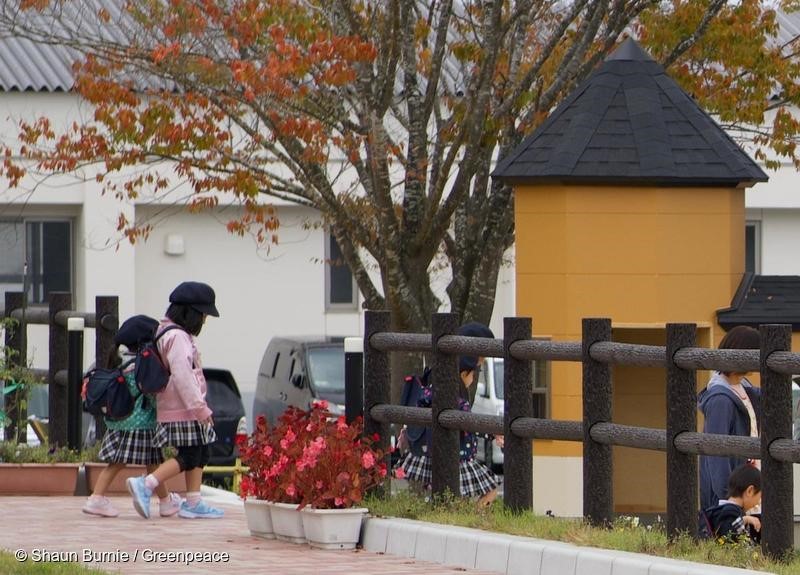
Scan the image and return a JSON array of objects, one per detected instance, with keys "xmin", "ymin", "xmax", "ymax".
[
  {"xmin": 698, "ymin": 508, "xmax": 715, "ymax": 539},
  {"xmin": 400, "ymin": 367, "xmax": 432, "ymax": 456},
  {"xmin": 82, "ymin": 361, "xmax": 137, "ymax": 420},
  {"xmin": 134, "ymin": 324, "xmax": 185, "ymax": 394}
]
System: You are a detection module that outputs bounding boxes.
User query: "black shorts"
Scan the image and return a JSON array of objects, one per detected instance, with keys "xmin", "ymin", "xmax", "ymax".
[{"xmin": 175, "ymin": 444, "xmax": 210, "ymax": 471}]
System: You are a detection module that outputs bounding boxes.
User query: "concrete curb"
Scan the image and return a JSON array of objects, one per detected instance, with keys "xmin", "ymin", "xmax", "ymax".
[{"xmin": 361, "ymin": 517, "xmax": 773, "ymax": 575}]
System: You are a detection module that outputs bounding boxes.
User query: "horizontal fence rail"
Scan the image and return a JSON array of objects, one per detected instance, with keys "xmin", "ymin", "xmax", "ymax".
[{"xmin": 354, "ymin": 311, "xmax": 800, "ymax": 560}]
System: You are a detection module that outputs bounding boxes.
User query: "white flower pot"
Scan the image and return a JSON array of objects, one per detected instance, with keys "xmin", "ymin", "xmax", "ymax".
[
  {"xmin": 268, "ymin": 502, "xmax": 306, "ymax": 544},
  {"xmin": 300, "ymin": 507, "xmax": 368, "ymax": 550},
  {"xmin": 243, "ymin": 499, "xmax": 275, "ymax": 539}
]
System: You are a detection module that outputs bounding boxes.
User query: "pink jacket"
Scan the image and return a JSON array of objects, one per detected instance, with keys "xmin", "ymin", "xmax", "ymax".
[{"xmin": 155, "ymin": 319, "xmax": 213, "ymax": 423}]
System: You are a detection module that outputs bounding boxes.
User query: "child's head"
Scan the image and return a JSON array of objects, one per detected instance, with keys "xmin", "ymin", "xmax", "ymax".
[
  {"xmin": 108, "ymin": 315, "xmax": 159, "ymax": 367},
  {"xmin": 167, "ymin": 281, "xmax": 219, "ymax": 335},
  {"xmin": 727, "ymin": 463, "xmax": 761, "ymax": 510},
  {"xmin": 718, "ymin": 326, "xmax": 760, "ymax": 377},
  {"xmin": 459, "ymin": 355, "xmax": 478, "ymax": 387}
]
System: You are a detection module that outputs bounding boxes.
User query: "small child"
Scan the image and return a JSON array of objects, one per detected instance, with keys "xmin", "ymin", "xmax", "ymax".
[
  {"xmin": 701, "ymin": 463, "xmax": 762, "ymax": 543},
  {"xmin": 82, "ymin": 315, "xmax": 181, "ymax": 518},
  {"xmin": 127, "ymin": 281, "xmax": 223, "ymax": 519}
]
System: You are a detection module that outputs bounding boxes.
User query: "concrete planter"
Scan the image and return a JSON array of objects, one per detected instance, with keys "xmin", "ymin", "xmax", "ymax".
[
  {"xmin": 268, "ymin": 501, "xmax": 306, "ymax": 544},
  {"xmin": 244, "ymin": 498, "xmax": 275, "ymax": 539},
  {"xmin": 0, "ymin": 463, "xmax": 79, "ymax": 495},
  {"xmin": 301, "ymin": 507, "xmax": 367, "ymax": 550}
]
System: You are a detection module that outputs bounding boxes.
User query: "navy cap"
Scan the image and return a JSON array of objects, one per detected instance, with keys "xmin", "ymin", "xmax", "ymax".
[
  {"xmin": 457, "ymin": 321, "xmax": 493, "ymax": 373},
  {"xmin": 169, "ymin": 281, "xmax": 220, "ymax": 317},
  {"xmin": 115, "ymin": 315, "xmax": 159, "ymax": 346}
]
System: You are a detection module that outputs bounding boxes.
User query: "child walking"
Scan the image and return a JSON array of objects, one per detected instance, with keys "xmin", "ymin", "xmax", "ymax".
[
  {"xmin": 83, "ymin": 315, "xmax": 181, "ymax": 518},
  {"xmin": 126, "ymin": 281, "xmax": 224, "ymax": 519},
  {"xmin": 701, "ymin": 463, "xmax": 762, "ymax": 543},
  {"xmin": 398, "ymin": 322, "xmax": 502, "ymax": 508}
]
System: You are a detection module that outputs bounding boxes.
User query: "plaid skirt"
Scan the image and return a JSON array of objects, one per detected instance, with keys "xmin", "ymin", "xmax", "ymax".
[
  {"xmin": 398, "ymin": 453, "xmax": 498, "ymax": 498},
  {"xmin": 153, "ymin": 421, "xmax": 216, "ymax": 448},
  {"xmin": 98, "ymin": 429, "xmax": 164, "ymax": 466}
]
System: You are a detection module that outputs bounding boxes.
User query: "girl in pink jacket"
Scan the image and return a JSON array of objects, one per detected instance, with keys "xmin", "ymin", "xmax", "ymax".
[{"xmin": 126, "ymin": 281, "xmax": 223, "ymax": 519}]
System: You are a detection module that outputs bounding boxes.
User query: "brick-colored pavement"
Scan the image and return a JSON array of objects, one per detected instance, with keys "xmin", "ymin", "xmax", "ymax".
[{"xmin": 0, "ymin": 495, "xmax": 500, "ymax": 575}]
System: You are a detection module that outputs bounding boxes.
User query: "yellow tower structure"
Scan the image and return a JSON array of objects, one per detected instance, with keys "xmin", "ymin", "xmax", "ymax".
[{"xmin": 493, "ymin": 39, "xmax": 767, "ymax": 515}]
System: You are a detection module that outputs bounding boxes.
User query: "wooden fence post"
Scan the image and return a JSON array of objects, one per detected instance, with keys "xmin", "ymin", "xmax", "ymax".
[
  {"xmin": 431, "ymin": 312, "xmax": 460, "ymax": 498},
  {"xmin": 364, "ymin": 310, "xmax": 391, "ymax": 498},
  {"xmin": 759, "ymin": 324, "xmax": 793, "ymax": 559},
  {"xmin": 93, "ymin": 296, "xmax": 118, "ymax": 441},
  {"xmin": 48, "ymin": 292, "xmax": 71, "ymax": 447},
  {"xmin": 3, "ymin": 291, "xmax": 26, "ymax": 443},
  {"xmin": 666, "ymin": 323, "xmax": 697, "ymax": 540},
  {"xmin": 582, "ymin": 318, "xmax": 613, "ymax": 526},
  {"xmin": 504, "ymin": 316, "xmax": 533, "ymax": 513}
]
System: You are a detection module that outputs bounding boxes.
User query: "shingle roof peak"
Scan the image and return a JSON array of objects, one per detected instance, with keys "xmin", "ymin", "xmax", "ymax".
[{"xmin": 606, "ymin": 38, "xmax": 655, "ymax": 62}]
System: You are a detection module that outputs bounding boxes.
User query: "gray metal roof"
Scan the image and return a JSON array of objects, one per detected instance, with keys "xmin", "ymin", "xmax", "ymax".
[
  {"xmin": 0, "ymin": 0, "xmax": 165, "ymax": 92},
  {"xmin": 492, "ymin": 38, "xmax": 769, "ymax": 187}
]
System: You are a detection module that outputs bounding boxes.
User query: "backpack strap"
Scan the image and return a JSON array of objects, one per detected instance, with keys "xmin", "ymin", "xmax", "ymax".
[{"xmin": 154, "ymin": 324, "xmax": 186, "ymax": 343}]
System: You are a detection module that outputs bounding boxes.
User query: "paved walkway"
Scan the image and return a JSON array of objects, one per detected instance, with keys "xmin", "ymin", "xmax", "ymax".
[{"xmin": 0, "ymin": 493, "xmax": 500, "ymax": 575}]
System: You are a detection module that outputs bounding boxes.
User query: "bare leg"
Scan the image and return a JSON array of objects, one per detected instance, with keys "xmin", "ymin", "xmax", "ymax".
[
  {"xmin": 477, "ymin": 488, "xmax": 497, "ymax": 509},
  {"xmin": 92, "ymin": 463, "xmax": 125, "ymax": 496},
  {"xmin": 185, "ymin": 467, "xmax": 203, "ymax": 493},
  {"xmin": 151, "ymin": 458, "xmax": 182, "ymax": 485},
  {"xmin": 147, "ymin": 464, "xmax": 169, "ymax": 499}
]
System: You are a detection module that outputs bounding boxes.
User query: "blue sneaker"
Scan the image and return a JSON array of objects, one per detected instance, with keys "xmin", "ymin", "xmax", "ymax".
[
  {"xmin": 178, "ymin": 500, "xmax": 224, "ymax": 519},
  {"xmin": 126, "ymin": 476, "xmax": 152, "ymax": 519}
]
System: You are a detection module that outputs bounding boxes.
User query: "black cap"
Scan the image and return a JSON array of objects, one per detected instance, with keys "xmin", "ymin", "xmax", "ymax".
[
  {"xmin": 169, "ymin": 281, "xmax": 220, "ymax": 317},
  {"xmin": 115, "ymin": 315, "xmax": 159, "ymax": 346},
  {"xmin": 457, "ymin": 321, "xmax": 494, "ymax": 373}
]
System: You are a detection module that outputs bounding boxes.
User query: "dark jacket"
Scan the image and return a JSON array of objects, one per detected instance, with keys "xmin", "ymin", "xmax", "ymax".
[
  {"xmin": 697, "ymin": 373, "xmax": 761, "ymax": 510},
  {"xmin": 703, "ymin": 501, "xmax": 755, "ymax": 543}
]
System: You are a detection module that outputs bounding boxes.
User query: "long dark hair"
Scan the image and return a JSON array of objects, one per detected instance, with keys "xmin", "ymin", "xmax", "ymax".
[{"xmin": 166, "ymin": 303, "xmax": 204, "ymax": 336}]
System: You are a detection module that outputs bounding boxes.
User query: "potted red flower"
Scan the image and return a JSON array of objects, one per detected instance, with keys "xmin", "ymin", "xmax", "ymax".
[
  {"xmin": 238, "ymin": 401, "xmax": 387, "ymax": 548},
  {"xmin": 293, "ymin": 400, "xmax": 387, "ymax": 549}
]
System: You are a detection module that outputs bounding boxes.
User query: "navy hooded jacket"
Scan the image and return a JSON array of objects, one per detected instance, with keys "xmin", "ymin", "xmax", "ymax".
[{"xmin": 697, "ymin": 373, "xmax": 761, "ymax": 511}]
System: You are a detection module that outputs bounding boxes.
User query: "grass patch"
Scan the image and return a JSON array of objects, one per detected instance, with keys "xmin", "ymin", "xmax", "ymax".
[
  {"xmin": 0, "ymin": 551, "xmax": 108, "ymax": 574},
  {"xmin": 366, "ymin": 491, "xmax": 800, "ymax": 574}
]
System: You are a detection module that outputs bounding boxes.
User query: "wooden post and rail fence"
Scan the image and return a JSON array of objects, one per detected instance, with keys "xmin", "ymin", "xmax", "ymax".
[{"xmin": 354, "ymin": 310, "xmax": 800, "ymax": 559}]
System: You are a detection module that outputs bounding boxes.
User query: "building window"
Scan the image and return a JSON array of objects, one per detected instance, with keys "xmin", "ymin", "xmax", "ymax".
[
  {"xmin": 325, "ymin": 232, "xmax": 358, "ymax": 309},
  {"xmin": 745, "ymin": 221, "xmax": 760, "ymax": 274},
  {"xmin": 0, "ymin": 220, "xmax": 72, "ymax": 305}
]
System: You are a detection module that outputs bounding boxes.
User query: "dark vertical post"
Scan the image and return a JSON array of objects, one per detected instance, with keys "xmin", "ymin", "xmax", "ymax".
[
  {"xmin": 759, "ymin": 324, "xmax": 793, "ymax": 559},
  {"xmin": 364, "ymin": 311, "xmax": 391, "ymax": 498},
  {"xmin": 582, "ymin": 318, "xmax": 613, "ymax": 526},
  {"xmin": 504, "ymin": 317, "xmax": 533, "ymax": 513},
  {"xmin": 94, "ymin": 296, "xmax": 118, "ymax": 369},
  {"xmin": 66, "ymin": 318, "xmax": 84, "ymax": 450},
  {"xmin": 48, "ymin": 292, "xmax": 71, "ymax": 447},
  {"xmin": 3, "ymin": 291, "xmax": 26, "ymax": 443},
  {"xmin": 344, "ymin": 336, "xmax": 364, "ymax": 424},
  {"xmin": 665, "ymin": 323, "xmax": 697, "ymax": 540},
  {"xmin": 431, "ymin": 313, "xmax": 460, "ymax": 499},
  {"xmin": 94, "ymin": 296, "xmax": 118, "ymax": 442}
]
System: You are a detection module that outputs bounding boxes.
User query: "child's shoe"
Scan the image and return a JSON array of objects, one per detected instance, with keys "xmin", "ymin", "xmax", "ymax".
[
  {"xmin": 159, "ymin": 492, "xmax": 183, "ymax": 517},
  {"xmin": 178, "ymin": 499, "xmax": 224, "ymax": 519},
  {"xmin": 82, "ymin": 496, "xmax": 119, "ymax": 518},
  {"xmin": 126, "ymin": 476, "xmax": 152, "ymax": 519}
]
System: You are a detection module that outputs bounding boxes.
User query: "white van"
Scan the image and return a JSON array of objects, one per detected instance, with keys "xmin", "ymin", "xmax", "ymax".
[{"xmin": 473, "ymin": 357, "xmax": 505, "ymax": 472}]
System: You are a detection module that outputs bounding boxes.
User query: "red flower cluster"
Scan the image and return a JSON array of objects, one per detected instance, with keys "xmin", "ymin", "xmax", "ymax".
[{"xmin": 237, "ymin": 401, "xmax": 387, "ymax": 509}]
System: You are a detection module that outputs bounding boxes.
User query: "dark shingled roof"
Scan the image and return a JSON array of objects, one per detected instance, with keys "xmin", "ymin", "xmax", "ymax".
[
  {"xmin": 718, "ymin": 274, "xmax": 800, "ymax": 331},
  {"xmin": 492, "ymin": 38, "xmax": 768, "ymax": 187}
]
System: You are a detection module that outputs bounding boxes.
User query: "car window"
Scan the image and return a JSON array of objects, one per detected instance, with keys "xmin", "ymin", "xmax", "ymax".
[
  {"xmin": 306, "ymin": 347, "xmax": 344, "ymax": 394},
  {"xmin": 493, "ymin": 360, "xmax": 504, "ymax": 400},
  {"xmin": 206, "ymin": 379, "xmax": 244, "ymax": 418}
]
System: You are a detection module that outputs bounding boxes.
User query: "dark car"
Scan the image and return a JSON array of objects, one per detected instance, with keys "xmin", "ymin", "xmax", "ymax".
[
  {"xmin": 22, "ymin": 368, "xmax": 246, "ymax": 469},
  {"xmin": 253, "ymin": 336, "xmax": 346, "ymax": 425}
]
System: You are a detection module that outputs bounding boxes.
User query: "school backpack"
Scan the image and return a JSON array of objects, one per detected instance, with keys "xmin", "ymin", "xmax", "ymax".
[
  {"xmin": 133, "ymin": 324, "xmax": 185, "ymax": 394},
  {"xmin": 399, "ymin": 367, "xmax": 432, "ymax": 456},
  {"xmin": 81, "ymin": 361, "xmax": 137, "ymax": 420},
  {"xmin": 698, "ymin": 508, "xmax": 714, "ymax": 539}
]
